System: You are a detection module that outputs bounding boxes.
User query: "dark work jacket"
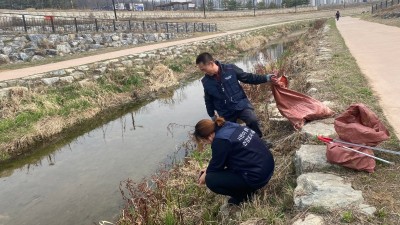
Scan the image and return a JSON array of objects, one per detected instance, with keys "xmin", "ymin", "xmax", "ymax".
[
  {"xmin": 207, "ymin": 122, "xmax": 275, "ymax": 188},
  {"xmin": 201, "ymin": 61, "xmax": 270, "ymax": 118}
]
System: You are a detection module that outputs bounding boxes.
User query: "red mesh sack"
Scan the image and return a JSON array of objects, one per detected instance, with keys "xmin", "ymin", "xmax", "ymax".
[
  {"xmin": 326, "ymin": 143, "xmax": 376, "ymax": 173},
  {"xmin": 271, "ymin": 76, "xmax": 334, "ymax": 130},
  {"xmin": 334, "ymin": 103, "xmax": 390, "ymax": 146},
  {"xmin": 326, "ymin": 103, "xmax": 390, "ymax": 173}
]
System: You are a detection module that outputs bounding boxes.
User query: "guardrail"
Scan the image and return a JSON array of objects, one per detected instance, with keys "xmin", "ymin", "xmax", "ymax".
[
  {"xmin": 0, "ymin": 13, "xmax": 217, "ymax": 34},
  {"xmin": 371, "ymin": 0, "xmax": 400, "ymax": 13}
]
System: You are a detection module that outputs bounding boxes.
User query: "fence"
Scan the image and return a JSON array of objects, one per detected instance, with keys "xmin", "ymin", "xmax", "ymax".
[
  {"xmin": 371, "ymin": 0, "xmax": 400, "ymax": 13},
  {"xmin": 0, "ymin": 13, "xmax": 217, "ymax": 34}
]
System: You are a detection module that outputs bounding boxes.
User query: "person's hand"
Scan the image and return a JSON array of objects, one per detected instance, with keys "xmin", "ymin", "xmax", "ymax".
[
  {"xmin": 198, "ymin": 168, "xmax": 207, "ymax": 185},
  {"xmin": 270, "ymin": 75, "xmax": 279, "ymax": 86}
]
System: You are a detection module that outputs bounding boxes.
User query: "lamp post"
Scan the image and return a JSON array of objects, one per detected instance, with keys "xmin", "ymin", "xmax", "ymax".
[
  {"xmin": 253, "ymin": 0, "xmax": 256, "ymax": 16},
  {"xmin": 203, "ymin": 0, "xmax": 206, "ymax": 18},
  {"xmin": 112, "ymin": 0, "xmax": 118, "ymax": 21}
]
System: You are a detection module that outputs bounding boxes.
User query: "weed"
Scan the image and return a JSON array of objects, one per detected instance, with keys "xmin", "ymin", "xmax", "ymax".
[
  {"xmin": 341, "ymin": 211, "xmax": 355, "ymax": 223},
  {"xmin": 168, "ymin": 64, "xmax": 183, "ymax": 72},
  {"xmin": 376, "ymin": 208, "xmax": 387, "ymax": 218}
]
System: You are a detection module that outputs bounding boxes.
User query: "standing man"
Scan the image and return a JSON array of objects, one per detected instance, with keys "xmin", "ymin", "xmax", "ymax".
[
  {"xmin": 196, "ymin": 52, "xmax": 277, "ymax": 138},
  {"xmin": 335, "ymin": 11, "xmax": 340, "ymax": 21}
]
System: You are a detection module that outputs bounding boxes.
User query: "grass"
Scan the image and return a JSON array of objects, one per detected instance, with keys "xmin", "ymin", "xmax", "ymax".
[{"xmin": 360, "ymin": 5, "xmax": 400, "ymax": 28}]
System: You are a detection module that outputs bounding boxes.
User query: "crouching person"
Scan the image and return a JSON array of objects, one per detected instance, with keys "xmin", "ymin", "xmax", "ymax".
[{"xmin": 194, "ymin": 117, "xmax": 275, "ymax": 206}]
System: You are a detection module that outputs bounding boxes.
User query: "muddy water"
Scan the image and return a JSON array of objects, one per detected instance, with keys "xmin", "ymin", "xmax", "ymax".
[{"xmin": 0, "ymin": 42, "xmax": 288, "ymax": 225}]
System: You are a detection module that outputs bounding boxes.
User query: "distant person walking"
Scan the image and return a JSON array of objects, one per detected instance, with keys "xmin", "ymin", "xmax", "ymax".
[{"xmin": 336, "ymin": 11, "xmax": 340, "ymax": 21}]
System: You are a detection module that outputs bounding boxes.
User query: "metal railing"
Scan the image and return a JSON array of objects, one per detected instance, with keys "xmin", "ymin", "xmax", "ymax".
[
  {"xmin": 0, "ymin": 13, "xmax": 217, "ymax": 34},
  {"xmin": 371, "ymin": 0, "xmax": 400, "ymax": 13}
]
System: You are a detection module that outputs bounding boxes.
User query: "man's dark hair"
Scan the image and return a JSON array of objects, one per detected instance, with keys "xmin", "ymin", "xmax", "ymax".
[{"xmin": 196, "ymin": 52, "xmax": 214, "ymax": 65}]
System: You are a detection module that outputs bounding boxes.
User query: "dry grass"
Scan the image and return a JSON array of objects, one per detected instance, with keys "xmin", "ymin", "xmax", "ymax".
[
  {"xmin": 235, "ymin": 36, "xmax": 269, "ymax": 52},
  {"xmin": 360, "ymin": 4, "xmax": 400, "ymax": 28}
]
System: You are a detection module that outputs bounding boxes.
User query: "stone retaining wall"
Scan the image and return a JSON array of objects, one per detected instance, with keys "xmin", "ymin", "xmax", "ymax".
[
  {"xmin": 0, "ymin": 31, "xmax": 193, "ymax": 64},
  {"xmin": 0, "ymin": 25, "xmax": 292, "ymax": 98}
]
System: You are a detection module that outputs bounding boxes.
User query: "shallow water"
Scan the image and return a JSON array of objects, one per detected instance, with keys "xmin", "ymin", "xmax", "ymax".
[{"xmin": 0, "ymin": 42, "xmax": 289, "ymax": 225}]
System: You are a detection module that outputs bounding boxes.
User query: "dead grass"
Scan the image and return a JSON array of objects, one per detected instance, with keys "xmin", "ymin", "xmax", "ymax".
[
  {"xmin": 360, "ymin": 5, "xmax": 400, "ymax": 28},
  {"xmin": 235, "ymin": 36, "xmax": 269, "ymax": 52}
]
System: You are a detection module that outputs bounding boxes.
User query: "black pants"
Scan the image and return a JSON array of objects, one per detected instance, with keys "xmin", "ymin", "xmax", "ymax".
[
  {"xmin": 225, "ymin": 108, "xmax": 263, "ymax": 137},
  {"xmin": 205, "ymin": 170, "xmax": 259, "ymax": 205}
]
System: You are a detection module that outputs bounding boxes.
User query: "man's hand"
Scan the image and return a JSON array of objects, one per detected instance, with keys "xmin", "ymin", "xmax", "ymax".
[
  {"xmin": 270, "ymin": 75, "xmax": 279, "ymax": 86},
  {"xmin": 198, "ymin": 168, "xmax": 207, "ymax": 185}
]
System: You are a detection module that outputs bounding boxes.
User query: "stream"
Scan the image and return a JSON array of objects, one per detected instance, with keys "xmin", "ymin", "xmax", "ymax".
[{"xmin": 0, "ymin": 41, "xmax": 288, "ymax": 225}]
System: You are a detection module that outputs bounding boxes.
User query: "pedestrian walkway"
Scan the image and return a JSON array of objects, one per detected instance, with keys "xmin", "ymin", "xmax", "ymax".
[{"xmin": 337, "ymin": 17, "xmax": 400, "ymax": 139}]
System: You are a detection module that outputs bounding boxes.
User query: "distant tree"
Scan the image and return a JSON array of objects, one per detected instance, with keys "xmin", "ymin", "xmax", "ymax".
[
  {"xmin": 282, "ymin": 0, "xmax": 309, "ymax": 7},
  {"xmin": 246, "ymin": 0, "xmax": 253, "ymax": 9},
  {"xmin": 207, "ymin": 0, "xmax": 214, "ymax": 10},
  {"xmin": 257, "ymin": 1, "xmax": 266, "ymax": 9},
  {"xmin": 227, "ymin": 0, "xmax": 238, "ymax": 10},
  {"xmin": 267, "ymin": 2, "xmax": 278, "ymax": 8}
]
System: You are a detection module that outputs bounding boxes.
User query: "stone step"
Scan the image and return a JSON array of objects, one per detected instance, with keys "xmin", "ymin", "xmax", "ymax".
[
  {"xmin": 294, "ymin": 145, "xmax": 333, "ymax": 175},
  {"xmin": 294, "ymin": 172, "xmax": 375, "ymax": 215},
  {"xmin": 301, "ymin": 119, "xmax": 336, "ymax": 138},
  {"xmin": 292, "ymin": 214, "xmax": 324, "ymax": 225}
]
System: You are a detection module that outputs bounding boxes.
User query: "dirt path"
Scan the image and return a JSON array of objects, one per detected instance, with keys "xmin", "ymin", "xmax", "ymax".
[{"xmin": 337, "ymin": 17, "xmax": 400, "ymax": 139}]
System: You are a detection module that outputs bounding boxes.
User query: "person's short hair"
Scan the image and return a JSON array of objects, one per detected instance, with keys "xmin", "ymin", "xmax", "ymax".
[{"xmin": 196, "ymin": 52, "xmax": 214, "ymax": 65}]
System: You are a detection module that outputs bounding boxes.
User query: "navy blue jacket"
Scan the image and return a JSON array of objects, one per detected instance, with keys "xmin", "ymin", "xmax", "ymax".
[
  {"xmin": 206, "ymin": 122, "xmax": 275, "ymax": 188},
  {"xmin": 201, "ymin": 61, "xmax": 270, "ymax": 118}
]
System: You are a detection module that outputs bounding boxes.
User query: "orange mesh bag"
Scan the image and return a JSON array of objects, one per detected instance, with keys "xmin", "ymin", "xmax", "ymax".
[
  {"xmin": 271, "ymin": 76, "xmax": 334, "ymax": 130},
  {"xmin": 326, "ymin": 103, "xmax": 390, "ymax": 172}
]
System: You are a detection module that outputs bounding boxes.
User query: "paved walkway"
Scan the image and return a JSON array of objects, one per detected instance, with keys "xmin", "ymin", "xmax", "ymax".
[{"xmin": 337, "ymin": 17, "xmax": 400, "ymax": 139}]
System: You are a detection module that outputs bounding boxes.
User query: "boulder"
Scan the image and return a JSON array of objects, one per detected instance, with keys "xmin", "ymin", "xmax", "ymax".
[
  {"xmin": 42, "ymin": 77, "xmax": 60, "ymax": 86},
  {"xmin": 56, "ymin": 43, "xmax": 71, "ymax": 54},
  {"xmin": 1, "ymin": 46, "xmax": 13, "ymax": 55},
  {"xmin": 19, "ymin": 53, "xmax": 30, "ymax": 61},
  {"xmin": 0, "ymin": 54, "xmax": 10, "ymax": 64},
  {"xmin": 26, "ymin": 34, "xmax": 47, "ymax": 43},
  {"xmin": 30, "ymin": 55, "xmax": 45, "ymax": 62},
  {"xmin": 292, "ymin": 214, "xmax": 324, "ymax": 225},
  {"xmin": 294, "ymin": 173, "xmax": 364, "ymax": 210},
  {"xmin": 302, "ymin": 120, "xmax": 336, "ymax": 137},
  {"xmin": 294, "ymin": 145, "xmax": 333, "ymax": 175}
]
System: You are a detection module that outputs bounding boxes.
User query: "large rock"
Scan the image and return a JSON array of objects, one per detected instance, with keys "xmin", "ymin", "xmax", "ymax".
[
  {"xmin": 31, "ymin": 55, "xmax": 45, "ymax": 61},
  {"xmin": 46, "ymin": 49, "xmax": 58, "ymax": 55},
  {"xmin": 302, "ymin": 120, "xmax": 336, "ymax": 137},
  {"xmin": 71, "ymin": 71, "xmax": 85, "ymax": 80},
  {"xmin": 42, "ymin": 77, "xmax": 60, "ymax": 86},
  {"xmin": 292, "ymin": 214, "xmax": 324, "ymax": 225},
  {"xmin": 1, "ymin": 46, "xmax": 13, "ymax": 55},
  {"xmin": 26, "ymin": 34, "xmax": 47, "ymax": 43},
  {"xmin": 19, "ymin": 53, "xmax": 30, "ymax": 61},
  {"xmin": 0, "ymin": 54, "xmax": 10, "ymax": 64},
  {"xmin": 294, "ymin": 145, "xmax": 333, "ymax": 175},
  {"xmin": 294, "ymin": 173, "xmax": 364, "ymax": 210},
  {"xmin": 56, "ymin": 43, "xmax": 71, "ymax": 54}
]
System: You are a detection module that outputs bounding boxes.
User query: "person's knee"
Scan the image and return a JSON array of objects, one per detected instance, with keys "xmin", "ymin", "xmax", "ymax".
[{"xmin": 205, "ymin": 173, "xmax": 217, "ymax": 191}]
